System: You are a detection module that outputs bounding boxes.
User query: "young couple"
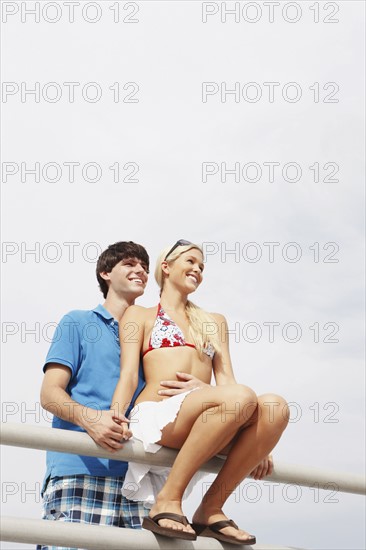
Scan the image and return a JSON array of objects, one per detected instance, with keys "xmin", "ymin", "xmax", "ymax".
[{"xmin": 40, "ymin": 240, "xmax": 289, "ymax": 547}]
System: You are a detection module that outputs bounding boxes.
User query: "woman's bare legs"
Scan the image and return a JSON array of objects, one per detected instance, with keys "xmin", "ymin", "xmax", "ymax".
[
  {"xmin": 148, "ymin": 384, "xmax": 258, "ymax": 535},
  {"xmin": 148, "ymin": 389, "xmax": 289, "ymax": 540},
  {"xmin": 192, "ymin": 393, "xmax": 290, "ymax": 542}
]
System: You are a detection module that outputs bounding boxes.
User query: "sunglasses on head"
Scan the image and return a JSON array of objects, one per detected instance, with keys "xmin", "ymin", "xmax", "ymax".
[{"xmin": 164, "ymin": 239, "xmax": 192, "ymax": 261}]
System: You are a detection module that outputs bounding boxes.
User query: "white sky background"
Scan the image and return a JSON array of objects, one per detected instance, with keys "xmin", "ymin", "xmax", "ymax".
[{"xmin": 1, "ymin": 1, "xmax": 365, "ymax": 549}]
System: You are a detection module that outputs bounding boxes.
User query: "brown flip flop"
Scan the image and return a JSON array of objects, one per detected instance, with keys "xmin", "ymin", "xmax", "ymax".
[
  {"xmin": 192, "ymin": 519, "xmax": 256, "ymax": 546},
  {"xmin": 142, "ymin": 512, "xmax": 197, "ymax": 540}
]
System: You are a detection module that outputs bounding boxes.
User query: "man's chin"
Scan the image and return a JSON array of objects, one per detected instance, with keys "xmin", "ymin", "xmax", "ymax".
[{"xmin": 130, "ymin": 285, "xmax": 145, "ymax": 298}]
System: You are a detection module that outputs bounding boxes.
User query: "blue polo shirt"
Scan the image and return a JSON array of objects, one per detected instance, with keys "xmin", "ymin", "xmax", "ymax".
[{"xmin": 42, "ymin": 304, "xmax": 145, "ymax": 486}]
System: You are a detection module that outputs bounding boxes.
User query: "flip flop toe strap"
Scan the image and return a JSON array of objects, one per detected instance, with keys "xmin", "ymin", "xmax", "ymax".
[
  {"xmin": 151, "ymin": 513, "xmax": 189, "ymax": 526},
  {"xmin": 210, "ymin": 519, "xmax": 239, "ymax": 532}
]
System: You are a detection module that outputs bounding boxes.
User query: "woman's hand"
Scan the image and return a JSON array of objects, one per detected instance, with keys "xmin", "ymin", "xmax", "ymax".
[
  {"xmin": 250, "ymin": 454, "xmax": 273, "ymax": 480},
  {"xmin": 120, "ymin": 421, "xmax": 133, "ymax": 441},
  {"xmin": 158, "ymin": 372, "xmax": 209, "ymax": 396},
  {"xmin": 111, "ymin": 413, "xmax": 133, "ymax": 440}
]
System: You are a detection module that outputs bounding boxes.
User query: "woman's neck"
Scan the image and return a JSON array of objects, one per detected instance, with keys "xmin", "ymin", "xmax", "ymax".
[{"xmin": 160, "ymin": 287, "xmax": 188, "ymax": 313}]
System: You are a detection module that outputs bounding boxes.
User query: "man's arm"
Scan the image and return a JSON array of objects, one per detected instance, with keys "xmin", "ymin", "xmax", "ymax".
[{"xmin": 41, "ymin": 363, "xmax": 126, "ymax": 452}]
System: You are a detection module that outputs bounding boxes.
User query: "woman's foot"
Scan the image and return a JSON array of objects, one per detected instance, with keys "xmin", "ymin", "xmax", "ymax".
[
  {"xmin": 148, "ymin": 499, "xmax": 196, "ymax": 536},
  {"xmin": 192, "ymin": 504, "xmax": 255, "ymax": 544}
]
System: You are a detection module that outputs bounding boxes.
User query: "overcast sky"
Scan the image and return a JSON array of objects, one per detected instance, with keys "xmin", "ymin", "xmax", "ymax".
[{"xmin": 1, "ymin": 1, "xmax": 365, "ymax": 549}]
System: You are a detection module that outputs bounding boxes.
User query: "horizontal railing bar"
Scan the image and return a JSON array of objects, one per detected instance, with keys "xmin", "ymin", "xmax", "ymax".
[
  {"xmin": 0, "ymin": 516, "xmax": 304, "ymax": 550},
  {"xmin": 1, "ymin": 422, "xmax": 365, "ymax": 495}
]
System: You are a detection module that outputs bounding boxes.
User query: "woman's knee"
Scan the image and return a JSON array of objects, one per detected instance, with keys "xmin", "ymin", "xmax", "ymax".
[
  {"xmin": 238, "ymin": 385, "xmax": 258, "ymax": 418},
  {"xmin": 219, "ymin": 384, "xmax": 258, "ymax": 424},
  {"xmin": 219, "ymin": 384, "xmax": 256, "ymax": 404},
  {"xmin": 257, "ymin": 393, "xmax": 290, "ymax": 428}
]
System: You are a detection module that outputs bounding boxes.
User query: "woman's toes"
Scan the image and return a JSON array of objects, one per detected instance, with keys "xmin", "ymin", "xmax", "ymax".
[
  {"xmin": 159, "ymin": 519, "xmax": 190, "ymax": 532},
  {"xmin": 222, "ymin": 526, "xmax": 253, "ymax": 541},
  {"xmin": 238, "ymin": 529, "xmax": 254, "ymax": 541}
]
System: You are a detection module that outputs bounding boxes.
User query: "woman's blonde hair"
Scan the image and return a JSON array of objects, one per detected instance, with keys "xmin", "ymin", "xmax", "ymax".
[{"xmin": 154, "ymin": 243, "xmax": 221, "ymax": 357}]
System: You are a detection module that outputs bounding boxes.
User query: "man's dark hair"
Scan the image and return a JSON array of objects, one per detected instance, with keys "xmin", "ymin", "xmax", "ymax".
[{"xmin": 96, "ymin": 241, "xmax": 150, "ymax": 299}]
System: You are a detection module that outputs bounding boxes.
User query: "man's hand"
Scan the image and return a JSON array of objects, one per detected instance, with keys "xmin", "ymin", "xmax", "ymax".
[
  {"xmin": 158, "ymin": 372, "xmax": 209, "ymax": 396},
  {"xmin": 250, "ymin": 454, "xmax": 273, "ymax": 480},
  {"xmin": 40, "ymin": 366, "xmax": 131, "ymax": 453},
  {"xmin": 81, "ymin": 408, "xmax": 129, "ymax": 453}
]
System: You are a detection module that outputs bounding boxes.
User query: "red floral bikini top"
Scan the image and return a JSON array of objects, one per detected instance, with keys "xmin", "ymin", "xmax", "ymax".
[{"xmin": 142, "ymin": 303, "xmax": 215, "ymax": 359}]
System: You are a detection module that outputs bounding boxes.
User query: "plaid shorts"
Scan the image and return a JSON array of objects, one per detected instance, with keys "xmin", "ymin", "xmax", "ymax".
[{"xmin": 37, "ymin": 474, "xmax": 149, "ymax": 550}]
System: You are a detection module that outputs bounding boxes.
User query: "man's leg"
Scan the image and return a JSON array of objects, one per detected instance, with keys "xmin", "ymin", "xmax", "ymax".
[{"xmin": 37, "ymin": 474, "xmax": 148, "ymax": 550}]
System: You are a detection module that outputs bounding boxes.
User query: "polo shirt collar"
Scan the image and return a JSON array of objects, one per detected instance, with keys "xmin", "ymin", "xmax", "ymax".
[{"xmin": 93, "ymin": 304, "xmax": 114, "ymax": 322}]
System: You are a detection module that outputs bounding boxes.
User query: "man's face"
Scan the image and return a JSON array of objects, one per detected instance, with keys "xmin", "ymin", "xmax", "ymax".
[{"xmin": 102, "ymin": 257, "xmax": 149, "ymax": 300}]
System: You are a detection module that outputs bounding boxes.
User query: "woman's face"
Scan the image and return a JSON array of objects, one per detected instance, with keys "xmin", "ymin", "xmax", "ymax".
[{"xmin": 167, "ymin": 248, "xmax": 204, "ymax": 294}]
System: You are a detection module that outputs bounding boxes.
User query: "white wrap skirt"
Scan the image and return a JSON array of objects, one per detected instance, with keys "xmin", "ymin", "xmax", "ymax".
[{"xmin": 121, "ymin": 388, "xmax": 209, "ymax": 508}]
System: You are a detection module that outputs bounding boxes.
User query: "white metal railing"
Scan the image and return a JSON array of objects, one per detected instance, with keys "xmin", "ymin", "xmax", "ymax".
[
  {"xmin": 0, "ymin": 516, "xmax": 304, "ymax": 550},
  {"xmin": 1, "ymin": 422, "xmax": 365, "ymax": 550},
  {"xmin": 2, "ymin": 422, "xmax": 365, "ymax": 494}
]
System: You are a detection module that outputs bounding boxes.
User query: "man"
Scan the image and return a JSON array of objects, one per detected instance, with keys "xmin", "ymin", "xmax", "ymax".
[{"xmin": 39, "ymin": 241, "xmax": 204, "ymax": 548}]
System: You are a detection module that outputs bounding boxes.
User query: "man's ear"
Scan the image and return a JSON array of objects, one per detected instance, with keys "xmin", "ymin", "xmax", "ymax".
[{"xmin": 99, "ymin": 271, "xmax": 111, "ymax": 281}]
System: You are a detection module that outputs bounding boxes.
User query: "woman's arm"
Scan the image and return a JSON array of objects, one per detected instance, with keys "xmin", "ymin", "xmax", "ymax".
[
  {"xmin": 110, "ymin": 305, "xmax": 145, "ymax": 438},
  {"xmin": 211, "ymin": 313, "xmax": 237, "ymax": 385}
]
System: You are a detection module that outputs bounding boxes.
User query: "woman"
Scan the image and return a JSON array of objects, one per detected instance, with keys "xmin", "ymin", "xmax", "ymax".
[{"xmin": 111, "ymin": 240, "xmax": 289, "ymax": 544}]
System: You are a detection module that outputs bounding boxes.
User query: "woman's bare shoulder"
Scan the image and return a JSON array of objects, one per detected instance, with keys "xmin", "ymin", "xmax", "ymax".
[
  {"xmin": 145, "ymin": 305, "xmax": 159, "ymax": 313},
  {"xmin": 123, "ymin": 304, "xmax": 149, "ymax": 319},
  {"xmin": 124, "ymin": 304, "xmax": 158, "ymax": 317},
  {"xmin": 124, "ymin": 304, "xmax": 146, "ymax": 312},
  {"xmin": 209, "ymin": 312, "xmax": 227, "ymax": 324}
]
